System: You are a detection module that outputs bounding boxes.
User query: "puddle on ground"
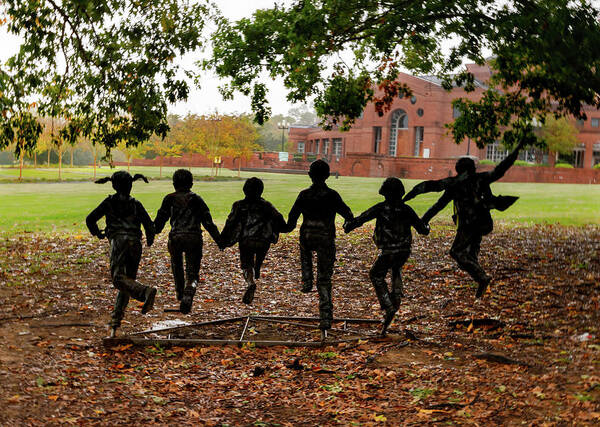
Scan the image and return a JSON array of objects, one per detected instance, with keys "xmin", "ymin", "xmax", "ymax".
[{"xmin": 150, "ymin": 319, "xmax": 191, "ymax": 330}]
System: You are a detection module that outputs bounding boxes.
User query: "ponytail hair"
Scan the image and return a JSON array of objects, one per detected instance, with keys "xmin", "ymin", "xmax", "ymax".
[{"xmin": 94, "ymin": 171, "xmax": 147, "ymax": 194}]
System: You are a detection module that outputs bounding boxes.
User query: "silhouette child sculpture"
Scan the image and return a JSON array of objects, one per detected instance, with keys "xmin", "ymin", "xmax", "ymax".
[
  {"xmin": 220, "ymin": 177, "xmax": 287, "ymax": 304},
  {"xmin": 86, "ymin": 171, "xmax": 157, "ymax": 337},
  {"xmin": 284, "ymin": 160, "xmax": 354, "ymax": 339},
  {"xmin": 403, "ymin": 140, "xmax": 525, "ymax": 298},
  {"xmin": 345, "ymin": 177, "xmax": 430, "ymax": 335},
  {"xmin": 154, "ymin": 169, "xmax": 221, "ymax": 314}
]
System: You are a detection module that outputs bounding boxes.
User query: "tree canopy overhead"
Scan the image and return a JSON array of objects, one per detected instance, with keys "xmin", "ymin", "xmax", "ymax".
[
  {"xmin": 208, "ymin": 0, "xmax": 600, "ymax": 149},
  {"xmin": 0, "ymin": 0, "xmax": 212, "ymax": 154}
]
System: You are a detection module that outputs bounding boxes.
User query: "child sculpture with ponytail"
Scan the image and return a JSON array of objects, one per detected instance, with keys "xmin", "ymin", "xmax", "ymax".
[
  {"xmin": 86, "ymin": 171, "xmax": 157, "ymax": 337},
  {"xmin": 344, "ymin": 177, "xmax": 429, "ymax": 335}
]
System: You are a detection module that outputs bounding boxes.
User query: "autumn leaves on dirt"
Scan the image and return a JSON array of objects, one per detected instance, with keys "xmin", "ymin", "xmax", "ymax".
[{"xmin": 0, "ymin": 226, "xmax": 598, "ymax": 424}]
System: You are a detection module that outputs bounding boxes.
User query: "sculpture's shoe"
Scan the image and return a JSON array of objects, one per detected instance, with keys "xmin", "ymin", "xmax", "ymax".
[
  {"xmin": 475, "ymin": 278, "xmax": 491, "ymax": 299},
  {"xmin": 320, "ymin": 329, "xmax": 328, "ymax": 341},
  {"xmin": 107, "ymin": 326, "xmax": 117, "ymax": 338},
  {"xmin": 141, "ymin": 287, "xmax": 157, "ymax": 314},
  {"xmin": 380, "ymin": 308, "xmax": 396, "ymax": 336},
  {"xmin": 300, "ymin": 282, "xmax": 313, "ymax": 293},
  {"xmin": 242, "ymin": 285, "xmax": 256, "ymax": 305}
]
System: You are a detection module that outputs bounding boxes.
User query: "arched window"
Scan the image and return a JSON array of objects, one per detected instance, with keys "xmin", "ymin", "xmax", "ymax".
[{"xmin": 389, "ymin": 109, "xmax": 408, "ymax": 156}]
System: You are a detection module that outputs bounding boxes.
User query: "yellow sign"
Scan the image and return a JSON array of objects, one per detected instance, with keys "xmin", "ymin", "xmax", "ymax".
[{"xmin": 214, "ymin": 156, "xmax": 222, "ymax": 164}]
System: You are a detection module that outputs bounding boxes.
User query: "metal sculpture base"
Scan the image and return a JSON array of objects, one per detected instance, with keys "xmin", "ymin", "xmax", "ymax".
[{"xmin": 103, "ymin": 315, "xmax": 382, "ymax": 348}]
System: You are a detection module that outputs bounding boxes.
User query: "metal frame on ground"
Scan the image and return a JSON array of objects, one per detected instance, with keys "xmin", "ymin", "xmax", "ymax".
[{"xmin": 103, "ymin": 315, "xmax": 382, "ymax": 348}]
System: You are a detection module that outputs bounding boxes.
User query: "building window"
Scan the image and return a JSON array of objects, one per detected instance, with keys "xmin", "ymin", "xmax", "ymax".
[
  {"xmin": 414, "ymin": 127, "xmax": 424, "ymax": 157},
  {"xmin": 322, "ymin": 139, "xmax": 329, "ymax": 155},
  {"xmin": 373, "ymin": 127, "xmax": 382, "ymax": 153},
  {"xmin": 452, "ymin": 105, "xmax": 462, "ymax": 119},
  {"xmin": 518, "ymin": 148, "xmax": 540, "ymax": 163},
  {"xmin": 592, "ymin": 118, "xmax": 599, "ymax": 128},
  {"xmin": 574, "ymin": 148, "xmax": 584, "ymax": 168},
  {"xmin": 297, "ymin": 142, "xmax": 305, "ymax": 154},
  {"xmin": 314, "ymin": 139, "xmax": 320, "ymax": 154},
  {"xmin": 486, "ymin": 142, "xmax": 509, "ymax": 162},
  {"xmin": 558, "ymin": 146, "xmax": 585, "ymax": 168},
  {"xmin": 576, "ymin": 119, "xmax": 585, "ymax": 127},
  {"xmin": 417, "ymin": 108, "xmax": 424, "ymax": 117},
  {"xmin": 333, "ymin": 138, "xmax": 343, "ymax": 158},
  {"xmin": 410, "ymin": 95, "xmax": 417, "ymax": 104},
  {"xmin": 389, "ymin": 109, "xmax": 408, "ymax": 156}
]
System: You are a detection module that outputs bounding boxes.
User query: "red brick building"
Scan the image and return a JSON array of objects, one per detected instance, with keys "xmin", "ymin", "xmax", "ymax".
[{"xmin": 289, "ymin": 64, "xmax": 600, "ymax": 171}]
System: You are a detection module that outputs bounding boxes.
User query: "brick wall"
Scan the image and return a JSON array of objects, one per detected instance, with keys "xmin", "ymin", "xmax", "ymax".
[{"xmin": 115, "ymin": 152, "xmax": 600, "ymax": 184}]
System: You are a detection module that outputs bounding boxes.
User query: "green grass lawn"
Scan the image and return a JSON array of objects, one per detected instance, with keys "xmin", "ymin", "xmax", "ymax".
[{"xmin": 0, "ymin": 166, "xmax": 598, "ymax": 233}]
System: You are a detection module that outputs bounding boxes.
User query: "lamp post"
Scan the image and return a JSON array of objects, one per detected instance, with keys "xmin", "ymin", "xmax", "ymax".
[
  {"xmin": 208, "ymin": 115, "xmax": 222, "ymax": 176},
  {"xmin": 277, "ymin": 120, "xmax": 289, "ymax": 152}
]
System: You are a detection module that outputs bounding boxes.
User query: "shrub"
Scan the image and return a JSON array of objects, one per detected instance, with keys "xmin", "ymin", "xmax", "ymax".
[
  {"xmin": 555, "ymin": 162, "xmax": 574, "ymax": 168},
  {"xmin": 478, "ymin": 159, "xmax": 496, "ymax": 165},
  {"xmin": 514, "ymin": 160, "xmax": 536, "ymax": 167},
  {"xmin": 593, "ymin": 163, "xmax": 600, "ymax": 170}
]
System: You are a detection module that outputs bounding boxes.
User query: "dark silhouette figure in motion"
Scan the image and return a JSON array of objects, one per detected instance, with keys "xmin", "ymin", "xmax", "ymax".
[
  {"xmin": 86, "ymin": 171, "xmax": 157, "ymax": 337},
  {"xmin": 403, "ymin": 141, "xmax": 525, "ymax": 298},
  {"xmin": 345, "ymin": 177, "xmax": 429, "ymax": 335},
  {"xmin": 220, "ymin": 177, "xmax": 287, "ymax": 304},
  {"xmin": 154, "ymin": 169, "xmax": 221, "ymax": 314},
  {"xmin": 284, "ymin": 160, "xmax": 353, "ymax": 339}
]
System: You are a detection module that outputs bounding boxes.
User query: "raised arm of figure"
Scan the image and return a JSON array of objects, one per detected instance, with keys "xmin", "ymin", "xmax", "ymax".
[
  {"xmin": 403, "ymin": 176, "xmax": 456, "ymax": 202},
  {"xmin": 486, "ymin": 140, "xmax": 526, "ymax": 183},
  {"xmin": 421, "ymin": 190, "xmax": 452, "ymax": 225}
]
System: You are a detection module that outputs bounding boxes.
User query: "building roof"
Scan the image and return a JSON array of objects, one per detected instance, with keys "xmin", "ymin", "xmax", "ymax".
[
  {"xmin": 414, "ymin": 74, "xmax": 488, "ymax": 90},
  {"xmin": 289, "ymin": 124, "xmax": 319, "ymax": 129}
]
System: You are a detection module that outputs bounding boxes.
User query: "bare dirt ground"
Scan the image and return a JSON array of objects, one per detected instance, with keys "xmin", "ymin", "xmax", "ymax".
[{"xmin": 0, "ymin": 224, "xmax": 599, "ymax": 425}]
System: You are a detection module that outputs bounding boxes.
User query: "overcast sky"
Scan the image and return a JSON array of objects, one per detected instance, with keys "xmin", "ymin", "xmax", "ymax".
[{"xmin": 0, "ymin": 0, "xmax": 299, "ymax": 117}]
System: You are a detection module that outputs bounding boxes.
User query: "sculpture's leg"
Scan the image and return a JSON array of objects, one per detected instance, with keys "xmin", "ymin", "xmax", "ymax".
[
  {"xmin": 110, "ymin": 237, "xmax": 156, "ymax": 322},
  {"xmin": 253, "ymin": 244, "xmax": 270, "ymax": 280},
  {"xmin": 108, "ymin": 290, "xmax": 130, "ymax": 337},
  {"xmin": 239, "ymin": 242, "xmax": 257, "ymax": 304},
  {"xmin": 184, "ymin": 236, "xmax": 203, "ymax": 290},
  {"xmin": 299, "ymin": 239, "xmax": 314, "ymax": 293},
  {"xmin": 450, "ymin": 229, "xmax": 491, "ymax": 297},
  {"xmin": 369, "ymin": 253, "xmax": 396, "ymax": 336},
  {"xmin": 390, "ymin": 251, "xmax": 410, "ymax": 309},
  {"xmin": 179, "ymin": 237, "xmax": 202, "ymax": 314},
  {"xmin": 179, "ymin": 281, "xmax": 197, "ymax": 314},
  {"xmin": 168, "ymin": 237, "xmax": 185, "ymax": 301},
  {"xmin": 316, "ymin": 244, "xmax": 335, "ymax": 331},
  {"xmin": 242, "ymin": 268, "xmax": 256, "ymax": 304}
]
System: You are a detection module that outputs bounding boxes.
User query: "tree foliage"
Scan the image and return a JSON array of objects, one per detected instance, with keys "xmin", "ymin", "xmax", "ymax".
[
  {"xmin": 137, "ymin": 113, "xmax": 261, "ymax": 175},
  {"xmin": 0, "ymin": 0, "xmax": 212, "ymax": 156},
  {"xmin": 207, "ymin": 0, "xmax": 600, "ymax": 150},
  {"xmin": 538, "ymin": 114, "xmax": 579, "ymax": 155}
]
